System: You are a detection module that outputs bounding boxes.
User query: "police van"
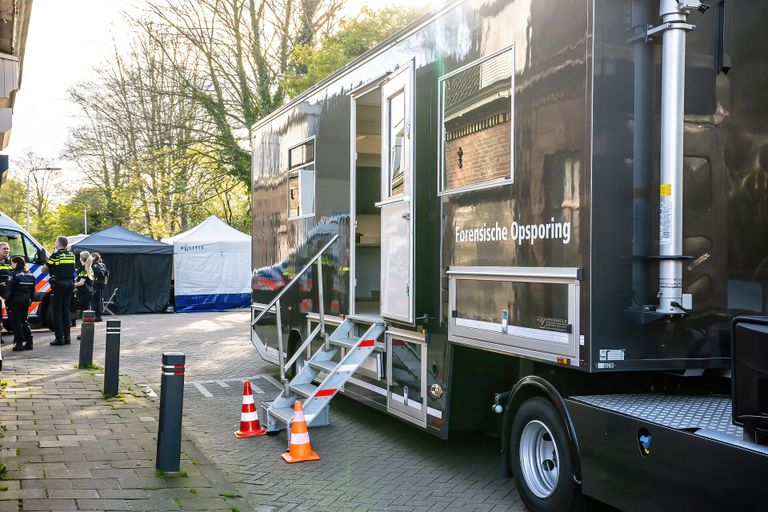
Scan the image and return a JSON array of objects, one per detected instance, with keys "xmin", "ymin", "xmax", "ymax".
[{"xmin": 0, "ymin": 212, "xmax": 52, "ymax": 328}]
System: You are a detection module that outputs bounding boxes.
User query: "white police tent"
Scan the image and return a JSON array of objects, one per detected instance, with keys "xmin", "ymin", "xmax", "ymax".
[{"xmin": 163, "ymin": 216, "xmax": 251, "ymax": 312}]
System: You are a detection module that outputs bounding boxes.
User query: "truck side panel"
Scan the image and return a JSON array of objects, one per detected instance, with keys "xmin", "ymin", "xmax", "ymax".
[{"xmin": 568, "ymin": 399, "xmax": 768, "ymax": 511}]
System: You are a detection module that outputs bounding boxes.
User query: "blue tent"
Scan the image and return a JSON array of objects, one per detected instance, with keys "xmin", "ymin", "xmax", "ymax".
[{"xmin": 73, "ymin": 226, "xmax": 172, "ymax": 314}]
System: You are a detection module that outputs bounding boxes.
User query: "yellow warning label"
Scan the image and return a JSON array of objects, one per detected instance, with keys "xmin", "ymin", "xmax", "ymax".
[{"xmin": 660, "ymin": 184, "xmax": 672, "ymax": 196}]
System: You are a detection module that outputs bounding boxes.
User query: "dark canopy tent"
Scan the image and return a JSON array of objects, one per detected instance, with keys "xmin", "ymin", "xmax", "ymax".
[{"xmin": 72, "ymin": 226, "xmax": 172, "ymax": 314}]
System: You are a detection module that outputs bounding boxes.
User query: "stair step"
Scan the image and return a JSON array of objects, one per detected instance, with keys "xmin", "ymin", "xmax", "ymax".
[
  {"xmin": 308, "ymin": 359, "xmax": 337, "ymax": 373},
  {"xmin": 329, "ymin": 336, "xmax": 358, "ymax": 349},
  {"xmin": 289, "ymin": 382, "xmax": 318, "ymax": 398},
  {"xmin": 267, "ymin": 404, "xmax": 297, "ymax": 424}
]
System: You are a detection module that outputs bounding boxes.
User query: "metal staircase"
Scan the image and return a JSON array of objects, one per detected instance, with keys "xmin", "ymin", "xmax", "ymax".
[
  {"xmin": 263, "ymin": 318, "xmax": 385, "ymax": 432},
  {"xmin": 250, "ymin": 234, "xmax": 387, "ymax": 433}
]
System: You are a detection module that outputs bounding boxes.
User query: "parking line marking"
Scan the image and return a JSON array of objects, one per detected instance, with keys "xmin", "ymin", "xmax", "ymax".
[
  {"xmin": 216, "ymin": 380, "xmax": 229, "ymax": 388},
  {"xmin": 193, "ymin": 382, "xmax": 213, "ymax": 398},
  {"xmin": 249, "ymin": 381, "xmax": 264, "ymax": 394},
  {"xmin": 260, "ymin": 374, "xmax": 283, "ymax": 389}
]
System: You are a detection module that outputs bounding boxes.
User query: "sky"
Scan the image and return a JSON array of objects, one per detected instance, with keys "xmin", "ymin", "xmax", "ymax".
[{"xmin": 4, "ymin": 0, "xmax": 433, "ymax": 195}]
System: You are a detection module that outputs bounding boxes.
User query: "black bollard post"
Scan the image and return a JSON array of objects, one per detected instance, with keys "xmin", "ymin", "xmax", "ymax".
[
  {"xmin": 78, "ymin": 311, "xmax": 95, "ymax": 368},
  {"xmin": 104, "ymin": 319, "xmax": 121, "ymax": 397},
  {"xmin": 156, "ymin": 352, "xmax": 185, "ymax": 472}
]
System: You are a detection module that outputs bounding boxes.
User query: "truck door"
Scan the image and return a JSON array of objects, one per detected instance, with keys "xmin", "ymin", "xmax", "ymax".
[{"xmin": 377, "ymin": 62, "xmax": 414, "ymax": 324}]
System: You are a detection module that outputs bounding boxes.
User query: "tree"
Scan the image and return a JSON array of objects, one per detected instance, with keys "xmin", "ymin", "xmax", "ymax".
[
  {"xmin": 65, "ymin": 22, "xmax": 258, "ymax": 240},
  {"xmin": 139, "ymin": 0, "xmax": 345, "ymax": 185},
  {"xmin": 281, "ymin": 6, "xmax": 424, "ymax": 97},
  {"xmin": 0, "ymin": 177, "xmax": 27, "ymax": 221},
  {"xmin": 54, "ymin": 188, "xmax": 112, "ymax": 237}
]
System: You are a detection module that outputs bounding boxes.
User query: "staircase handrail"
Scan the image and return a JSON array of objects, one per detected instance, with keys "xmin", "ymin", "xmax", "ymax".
[{"xmin": 250, "ymin": 233, "xmax": 339, "ymax": 328}]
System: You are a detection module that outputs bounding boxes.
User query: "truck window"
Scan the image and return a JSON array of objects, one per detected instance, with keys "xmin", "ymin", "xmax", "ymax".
[
  {"xmin": 439, "ymin": 46, "xmax": 514, "ymax": 194},
  {"xmin": 287, "ymin": 137, "xmax": 316, "ymax": 219}
]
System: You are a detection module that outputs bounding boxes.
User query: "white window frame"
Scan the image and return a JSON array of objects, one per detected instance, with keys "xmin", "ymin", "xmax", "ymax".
[
  {"xmin": 287, "ymin": 136, "xmax": 316, "ymax": 220},
  {"xmin": 438, "ymin": 45, "xmax": 515, "ymax": 197},
  {"xmin": 447, "ymin": 266, "xmax": 581, "ymax": 367}
]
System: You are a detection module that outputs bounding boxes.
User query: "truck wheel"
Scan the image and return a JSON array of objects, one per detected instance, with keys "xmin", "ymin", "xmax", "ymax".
[{"xmin": 510, "ymin": 397, "xmax": 576, "ymax": 512}]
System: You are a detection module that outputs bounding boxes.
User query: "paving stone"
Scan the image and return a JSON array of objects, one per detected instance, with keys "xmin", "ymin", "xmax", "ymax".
[
  {"xmin": 0, "ymin": 311, "xmax": 536, "ymax": 511},
  {"xmin": 76, "ymin": 498, "xmax": 132, "ymax": 510},
  {"xmin": 21, "ymin": 498, "xmax": 79, "ymax": 510},
  {"xmin": 0, "ymin": 501, "xmax": 21, "ymax": 512}
]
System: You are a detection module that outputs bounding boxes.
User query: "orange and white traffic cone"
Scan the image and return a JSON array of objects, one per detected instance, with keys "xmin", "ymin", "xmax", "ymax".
[
  {"xmin": 234, "ymin": 381, "xmax": 266, "ymax": 438},
  {"xmin": 281, "ymin": 400, "xmax": 320, "ymax": 463}
]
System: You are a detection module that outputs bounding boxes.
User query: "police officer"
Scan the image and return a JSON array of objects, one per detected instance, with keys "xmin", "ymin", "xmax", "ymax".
[
  {"xmin": 74, "ymin": 251, "xmax": 93, "ymax": 314},
  {"xmin": 0, "ymin": 242, "xmax": 12, "ymax": 344},
  {"xmin": 42, "ymin": 236, "xmax": 76, "ymax": 346},
  {"xmin": 6, "ymin": 256, "xmax": 34, "ymax": 351},
  {"xmin": 91, "ymin": 252, "xmax": 108, "ymax": 322}
]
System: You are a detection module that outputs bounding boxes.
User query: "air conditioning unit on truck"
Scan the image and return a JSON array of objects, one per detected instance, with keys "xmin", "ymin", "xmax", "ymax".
[
  {"xmin": 250, "ymin": 0, "xmax": 768, "ymax": 510},
  {"xmin": 0, "ymin": 212, "xmax": 52, "ymax": 329}
]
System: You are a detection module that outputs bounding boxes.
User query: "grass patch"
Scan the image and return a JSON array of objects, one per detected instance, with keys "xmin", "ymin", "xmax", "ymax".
[
  {"xmin": 15, "ymin": 448, "xmax": 20, "ymax": 456},
  {"xmin": 77, "ymin": 363, "xmax": 104, "ymax": 371},
  {"xmin": 155, "ymin": 469, "xmax": 165, "ymax": 478},
  {"xmin": 220, "ymin": 492, "xmax": 239, "ymax": 499},
  {"xmin": 178, "ymin": 470, "xmax": 188, "ymax": 478},
  {"xmin": 190, "ymin": 460, "xmax": 199, "ymax": 466},
  {"xmin": 189, "ymin": 488, "xmax": 198, "ymax": 495},
  {"xmin": 0, "ymin": 463, "xmax": 6, "ymax": 479},
  {"xmin": 173, "ymin": 496, "xmax": 184, "ymax": 509},
  {"xmin": 0, "ymin": 485, "xmax": 8, "ymax": 491},
  {"xmin": 0, "ymin": 379, "xmax": 8, "ymax": 387},
  {"xmin": 229, "ymin": 507, "xmax": 240, "ymax": 512}
]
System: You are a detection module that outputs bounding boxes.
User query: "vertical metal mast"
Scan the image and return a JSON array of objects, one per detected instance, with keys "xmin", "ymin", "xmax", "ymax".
[{"xmin": 656, "ymin": 0, "xmax": 705, "ymax": 315}]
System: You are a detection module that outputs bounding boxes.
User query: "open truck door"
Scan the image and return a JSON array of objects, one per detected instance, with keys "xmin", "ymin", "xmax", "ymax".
[{"xmin": 377, "ymin": 62, "xmax": 414, "ymax": 324}]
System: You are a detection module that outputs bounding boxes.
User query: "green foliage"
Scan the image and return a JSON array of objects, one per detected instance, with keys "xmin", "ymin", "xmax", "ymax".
[
  {"xmin": 55, "ymin": 188, "xmax": 114, "ymax": 237},
  {"xmin": 282, "ymin": 7, "xmax": 424, "ymax": 97},
  {"xmin": 0, "ymin": 177, "xmax": 27, "ymax": 220}
]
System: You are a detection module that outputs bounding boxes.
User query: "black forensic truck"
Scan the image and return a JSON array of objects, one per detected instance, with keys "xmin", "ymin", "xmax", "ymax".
[{"xmin": 249, "ymin": 0, "xmax": 768, "ymax": 510}]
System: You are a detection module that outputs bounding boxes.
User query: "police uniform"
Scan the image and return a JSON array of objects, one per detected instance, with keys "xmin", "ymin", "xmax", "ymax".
[
  {"xmin": 6, "ymin": 267, "xmax": 34, "ymax": 351},
  {"xmin": 0, "ymin": 257, "xmax": 11, "ymax": 286},
  {"xmin": 75, "ymin": 265, "xmax": 93, "ymax": 313},
  {"xmin": 46, "ymin": 249, "xmax": 76, "ymax": 345},
  {"xmin": 91, "ymin": 260, "xmax": 108, "ymax": 321},
  {"xmin": 0, "ymin": 257, "xmax": 11, "ymax": 343}
]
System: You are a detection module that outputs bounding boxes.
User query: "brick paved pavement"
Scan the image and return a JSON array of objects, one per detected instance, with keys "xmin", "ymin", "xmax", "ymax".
[
  {"xmin": 2, "ymin": 312, "xmax": 536, "ymax": 511},
  {"xmin": 0, "ymin": 330, "xmax": 251, "ymax": 512}
]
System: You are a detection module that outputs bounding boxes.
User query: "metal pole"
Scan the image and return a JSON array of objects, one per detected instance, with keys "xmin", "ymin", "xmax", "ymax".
[
  {"xmin": 25, "ymin": 174, "xmax": 30, "ymax": 232},
  {"xmin": 156, "ymin": 352, "xmax": 185, "ymax": 472},
  {"xmin": 104, "ymin": 319, "xmax": 121, "ymax": 396},
  {"xmin": 657, "ymin": 0, "xmax": 690, "ymax": 314},
  {"xmin": 78, "ymin": 310, "xmax": 95, "ymax": 368},
  {"xmin": 317, "ymin": 259, "xmax": 327, "ymax": 351},
  {"xmin": 276, "ymin": 298, "xmax": 289, "ymax": 394}
]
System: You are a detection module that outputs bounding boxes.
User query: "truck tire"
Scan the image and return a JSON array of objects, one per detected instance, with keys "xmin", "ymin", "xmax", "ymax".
[{"xmin": 510, "ymin": 397, "xmax": 576, "ymax": 512}]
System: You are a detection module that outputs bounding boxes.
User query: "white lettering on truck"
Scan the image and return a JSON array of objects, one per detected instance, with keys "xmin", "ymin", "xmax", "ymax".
[{"xmin": 455, "ymin": 218, "xmax": 571, "ymax": 245}]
